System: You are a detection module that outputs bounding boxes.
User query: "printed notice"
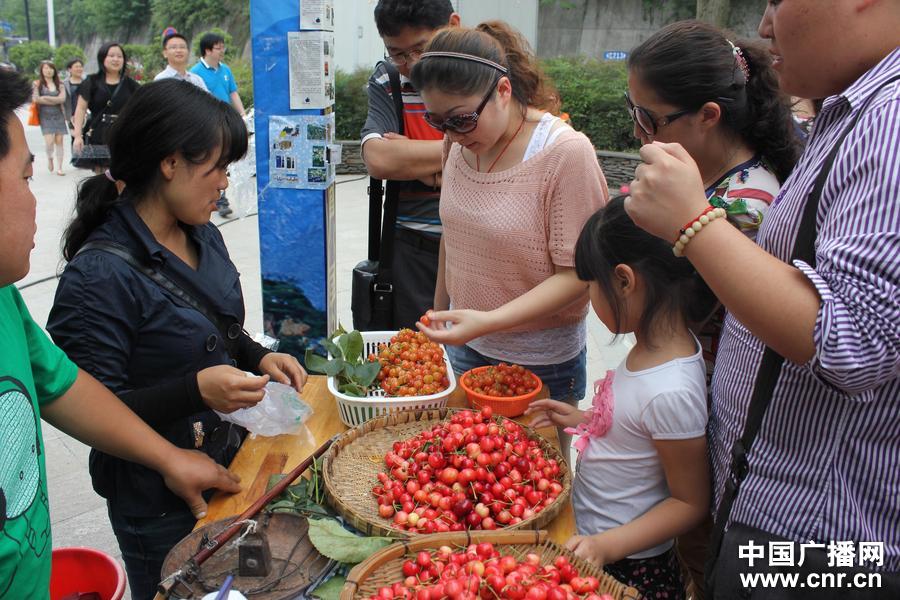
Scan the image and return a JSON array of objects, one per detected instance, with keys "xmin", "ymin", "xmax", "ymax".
[
  {"xmin": 288, "ymin": 31, "xmax": 335, "ymax": 109},
  {"xmin": 300, "ymin": 0, "xmax": 334, "ymax": 31},
  {"xmin": 269, "ymin": 114, "xmax": 336, "ymax": 190}
]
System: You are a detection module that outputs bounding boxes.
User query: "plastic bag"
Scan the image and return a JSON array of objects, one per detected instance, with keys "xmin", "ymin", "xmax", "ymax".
[{"xmin": 216, "ymin": 381, "xmax": 312, "ymax": 436}]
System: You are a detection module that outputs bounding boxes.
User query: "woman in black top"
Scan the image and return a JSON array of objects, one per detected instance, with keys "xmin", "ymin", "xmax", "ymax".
[
  {"xmin": 72, "ymin": 43, "xmax": 139, "ymax": 173},
  {"xmin": 48, "ymin": 80, "xmax": 308, "ymax": 600}
]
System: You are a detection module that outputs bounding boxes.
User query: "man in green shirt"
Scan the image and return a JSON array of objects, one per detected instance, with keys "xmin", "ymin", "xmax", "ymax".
[{"xmin": 0, "ymin": 68, "xmax": 242, "ymax": 599}]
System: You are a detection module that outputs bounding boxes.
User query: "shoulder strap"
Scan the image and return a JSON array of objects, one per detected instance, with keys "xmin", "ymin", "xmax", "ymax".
[
  {"xmin": 76, "ymin": 241, "xmax": 244, "ymax": 358},
  {"xmin": 374, "ymin": 63, "xmax": 405, "ymax": 275},
  {"xmin": 708, "ymin": 73, "xmax": 900, "ymax": 569}
]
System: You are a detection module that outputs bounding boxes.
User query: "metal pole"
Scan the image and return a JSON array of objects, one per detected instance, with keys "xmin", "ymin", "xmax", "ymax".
[
  {"xmin": 23, "ymin": 0, "xmax": 33, "ymax": 41},
  {"xmin": 46, "ymin": 0, "xmax": 55, "ymax": 47}
]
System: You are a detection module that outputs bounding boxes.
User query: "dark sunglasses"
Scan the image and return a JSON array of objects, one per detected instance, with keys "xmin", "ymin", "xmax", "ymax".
[
  {"xmin": 424, "ymin": 79, "xmax": 498, "ymax": 134},
  {"xmin": 624, "ymin": 92, "xmax": 695, "ymax": 137}
]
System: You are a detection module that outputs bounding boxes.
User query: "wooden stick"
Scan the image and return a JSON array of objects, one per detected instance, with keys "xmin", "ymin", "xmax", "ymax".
[{"xmin": 154, "ymin": 434, "xmax": 339, "ymax": 599}]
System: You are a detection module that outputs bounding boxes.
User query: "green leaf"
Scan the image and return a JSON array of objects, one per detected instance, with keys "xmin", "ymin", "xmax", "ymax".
[
  {"xmin": 304, "ymin": 350, "xmax": 332, "ymax": 375},
  {"xmin": 348, "ymin": 361, "xmax": 381, "ymax": 388},
  {"xmin": 337, "ymin": 381, "xmax": 367, "ymax": 397},
  {"xmin": 343, "ymin": 330, "xmax": 365, "ymax": 364},
  {"xmin": 323, "ymin": 358, "xmax": 347, "ymax": 378},
  {"xmin": 307, "ymin": 518, "xmax": 392, "ymax": 564},
  {"xmin": 321, "ymin": 337, "xmax": 343, "ymax": 360},
  {"xmin": 331, "ymin": 324, "xmax": 348, "ymax": 340},
  {"xmin": 312, "ymin": 575, "xmax": 347, "ymax": 600}
]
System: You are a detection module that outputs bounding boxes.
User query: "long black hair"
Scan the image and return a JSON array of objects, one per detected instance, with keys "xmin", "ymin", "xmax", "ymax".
[
  {"xmin": 629, "ymin": 20, "xmax": 799, "ymax": 183},
  {"xmin": 63, "ymin": 79, "xmax": 248, "ymax": 260},
  {"xmin": 575, "ymin": 197, "xmax": 715, "ymax": 344}
]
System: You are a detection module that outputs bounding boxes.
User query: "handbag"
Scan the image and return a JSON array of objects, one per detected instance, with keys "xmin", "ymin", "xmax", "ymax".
[
  {"xmin": 351, "ymin": 62, "xmax": 405, "ymax": 331},
  {"xmin": 27, "ymin": 101, "xmax": 40, "ymax": 126},
  {"xmin": 705, "ymin": 75, "xmax": 900, "ymax": 597},
  {"xmin": 72, "ymin": 77, "xmax": 122, "ymax": 168}
]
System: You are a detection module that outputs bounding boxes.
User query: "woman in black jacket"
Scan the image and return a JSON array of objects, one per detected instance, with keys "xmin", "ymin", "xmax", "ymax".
[{"xmin": 48, "ymin": 79, "xmax": 307, "ymax": 600}]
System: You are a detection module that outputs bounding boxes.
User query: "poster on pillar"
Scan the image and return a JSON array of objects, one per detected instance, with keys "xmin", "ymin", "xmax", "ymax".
[
  {"xmin": 300, "ymin": 0, "xmax": 334, "ymax": 31},
  {"xmin": 288, "ymin": 31, "xmax": 335, "ymax": 109},
  {"xmin": 268, "ymin": 114, "xmax": 336, "ymax": 189}
]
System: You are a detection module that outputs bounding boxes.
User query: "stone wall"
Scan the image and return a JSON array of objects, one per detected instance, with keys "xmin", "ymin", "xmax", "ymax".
[
  {"xmin": 538, "ymin": 0, "xmax": 768, "ymax": 60},
  {"xmin": 337, "ymin": 140, "xmax": 640, "ymax": 193}
]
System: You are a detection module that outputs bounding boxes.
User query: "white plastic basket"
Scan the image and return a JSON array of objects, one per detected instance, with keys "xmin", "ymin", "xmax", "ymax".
[{"xmin": 327, "ymin": 331, "xmax": 457, "ymax": 427}]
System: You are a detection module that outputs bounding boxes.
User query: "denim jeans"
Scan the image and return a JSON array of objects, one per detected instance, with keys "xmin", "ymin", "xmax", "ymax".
[
  {"xmin": 447, "ymin": 343, "xmax": 587, "ymax": 404},
  {"xmin": 107, "ymin": 502, "xmax": 196, "ymax": 600}
]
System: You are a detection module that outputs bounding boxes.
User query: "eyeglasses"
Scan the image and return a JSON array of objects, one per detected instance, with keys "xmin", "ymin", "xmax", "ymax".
[
  {"xmin": 624, "ymin": 93, "xmax": 694, "ymax": 138},
  {"xmin": 424, "ymin": 79, "xmax": 498, "ymax": 134},
  {"xmin": 384, "ymin": 45, "xmax": 426, "ymax": 67}
]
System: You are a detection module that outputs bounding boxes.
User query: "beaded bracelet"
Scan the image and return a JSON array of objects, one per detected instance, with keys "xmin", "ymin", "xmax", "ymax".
[{"xmin": 673, "ymin": 206, "xmax": 727, "ymax": 256}]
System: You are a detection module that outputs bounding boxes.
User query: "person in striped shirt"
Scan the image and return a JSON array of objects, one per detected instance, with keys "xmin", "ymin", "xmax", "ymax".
[{"xmin": 626, "ymin": 0, "xmax": 900, "ymax": 594}]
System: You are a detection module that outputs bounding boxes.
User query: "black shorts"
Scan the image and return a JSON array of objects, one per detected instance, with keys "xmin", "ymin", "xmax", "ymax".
[{"xmin": 390, "ymin": 227, "xmax": 440, "ymax": 330}]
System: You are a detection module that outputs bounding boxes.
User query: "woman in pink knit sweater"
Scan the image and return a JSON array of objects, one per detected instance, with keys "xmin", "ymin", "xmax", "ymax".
[{"xmin": 410, "ymin": 22, "xmax": 608, "ymax": 424}]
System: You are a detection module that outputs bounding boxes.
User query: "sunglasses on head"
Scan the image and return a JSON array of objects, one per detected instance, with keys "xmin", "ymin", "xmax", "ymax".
[
  {"xmin": 624, "ymin": 92, "xmax": 695, "ymax": 138},
  {"xmin": 424, "ymin": 78, "xmax": 499, "ymax": 134}
]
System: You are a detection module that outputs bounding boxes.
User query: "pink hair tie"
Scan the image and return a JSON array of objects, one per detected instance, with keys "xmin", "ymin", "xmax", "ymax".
[
  {"xmin": 727, "ymin": 40, "xmax": 751, "ymax": 82},
  {"xmin": 104, "ymin": 169, "xmax": 116, "ymax": 183}
]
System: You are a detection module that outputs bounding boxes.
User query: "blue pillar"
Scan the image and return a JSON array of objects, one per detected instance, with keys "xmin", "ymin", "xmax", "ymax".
[{"xmin": 250, "ymin": 1, "xmax": 336, "ymax": 361}]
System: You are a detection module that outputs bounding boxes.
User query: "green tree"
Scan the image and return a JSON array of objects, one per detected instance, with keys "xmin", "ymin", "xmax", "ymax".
[
  {"xmin": 123, "ymin": 43, "xmax": 166, "ymax": 82},
  {"xmin": 696, "ymin": 0, "xmax": 731, "ymax": 27},
  {"xmin": 335, "ymin": 68, "xmax": 371, "ymax": 140},
  {"xmin": 54, "ymin": 44, "xmax": 86, "ymax": 70},
  {"xmin": 8, "ymin": 41, "xmax": 54, "ymax": 76},
  {"xmin": 541, "ymin": 57, "xmax": 637, "ymax": 152}
]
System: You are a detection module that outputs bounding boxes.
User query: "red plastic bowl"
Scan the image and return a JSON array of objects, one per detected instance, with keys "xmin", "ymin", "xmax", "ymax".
[
  {"xmin": 50, "ymin": 547, "xmax": 126, "ymax": 600},
  {"xmin": 460, "ymin": 366, "xmax": 543, "ymax": 417}
]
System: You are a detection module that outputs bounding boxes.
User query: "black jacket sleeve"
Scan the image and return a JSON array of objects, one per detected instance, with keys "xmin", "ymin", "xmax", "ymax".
[
  {"xmin": 117, "ymin": 372, "xmax": 207, "ymax": 429},
  {"xmin": 234, "ymin": 333, "xmax": 273, "ymax": 373}
]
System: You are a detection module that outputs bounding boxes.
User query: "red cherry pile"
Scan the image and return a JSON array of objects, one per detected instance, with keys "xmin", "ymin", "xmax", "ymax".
[
  {"xmin": 370, "ymin": 329, "xmax": 451, "ymax": 397},
  {"xmin": 364, "ymin": 543, "xmax": 613, "ymax": 600},
  {"xmin": 372, "ymin": 407, "xmax": 564, "ymax": 533},
  {"xmin": 465, "ymin": 364, "xmax": 540, "ymax": 398}
]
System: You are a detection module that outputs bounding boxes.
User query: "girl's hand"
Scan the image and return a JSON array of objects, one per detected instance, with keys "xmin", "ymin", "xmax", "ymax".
[
  {"xmin": 525, "ymin": 399, "xmax": 586, "ymax": 429},
  {"xmin": 259, "ymin": 352, "xmax": 307, "ymax": 391},
  {"xmin": 566, "ymin": 533, "xmax": 612, "ymax": 568},
  {"xmin": 625, "ymin": 142, "xmax": 709, "ymax": 242},
  {"xmin": 197, "ymin": 365, "xmax": 269, "ymax": 413},
  {"xmin": 416, "ymin": 309, "xmax": 492, "ymax": 345}
]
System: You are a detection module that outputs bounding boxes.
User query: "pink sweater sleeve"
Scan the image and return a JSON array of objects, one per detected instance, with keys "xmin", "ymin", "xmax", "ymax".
[{"xmin": 546, "ymin": 132, "xmax": 609, "ymax": 267}]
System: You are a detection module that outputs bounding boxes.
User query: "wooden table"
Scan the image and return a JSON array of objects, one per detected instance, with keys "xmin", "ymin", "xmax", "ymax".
[{"xmin": 197, "ymin": 375, "xmax": 576, "ymax": 544}]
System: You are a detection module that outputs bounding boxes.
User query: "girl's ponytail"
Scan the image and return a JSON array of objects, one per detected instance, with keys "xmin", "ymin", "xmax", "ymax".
[
  {"xmin": 63, "ymin": 174, "xmax": 120, "ymax": 261},
  {"xmin": 475, "ymin": 21, "xmax": 559, "ymax": 113},
  {"xmin": 737, "ymin": 43, "xmax": 800, "ymax": 183}
]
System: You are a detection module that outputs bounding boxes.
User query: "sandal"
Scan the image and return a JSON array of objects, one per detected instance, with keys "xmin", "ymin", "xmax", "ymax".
[{"xmin": 56, "ymin": 170, "xmax": 65, "ymax": 176}]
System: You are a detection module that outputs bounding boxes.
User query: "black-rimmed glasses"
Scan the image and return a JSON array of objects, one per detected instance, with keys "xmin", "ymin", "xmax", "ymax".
[
  {"xmin": 384, "ymin": 45, "xmax": 426, "ymax": 67},
  {"xmin": 625, "ymin": 92, "xmax": 695, "ymax": 137},
  {"xmin": 423, "ymin": 79, "xmax": 498, "ymax": 134}
]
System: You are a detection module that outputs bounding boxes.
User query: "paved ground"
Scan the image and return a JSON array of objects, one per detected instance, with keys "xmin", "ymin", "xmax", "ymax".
[{"xmin": 16, "ymin": 109, "xmax": 631, "ymax": 597}]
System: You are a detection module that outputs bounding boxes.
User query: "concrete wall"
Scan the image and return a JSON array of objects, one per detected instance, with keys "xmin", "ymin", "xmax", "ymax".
[
  {"xmin": 334, "ymin": 0, "xmax": 539, "ymax": 74},
  {"xmin": 538, "ymin": 0, "xmax": 768, "ymax": 60}
]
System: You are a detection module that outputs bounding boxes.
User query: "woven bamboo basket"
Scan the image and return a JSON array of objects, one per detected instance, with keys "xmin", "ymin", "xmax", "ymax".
[
  {"xmin": 340, "ymin": 530, "xmax": 641, "ymax": 600},
  {"xmin": 323, "ymin": 407, "xmax": 572, "ymax": 538}
]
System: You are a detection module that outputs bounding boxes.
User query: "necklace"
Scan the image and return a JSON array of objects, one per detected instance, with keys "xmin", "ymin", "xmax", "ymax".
[{"xmin": 476, "ymin": 114, "xmax": 526, "ymax": 173}]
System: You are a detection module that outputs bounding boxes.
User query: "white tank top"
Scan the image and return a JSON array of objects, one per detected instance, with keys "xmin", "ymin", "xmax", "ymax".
[{"xmin": 466, "ymin": 113, "xmax": 586, "ymax": 368}]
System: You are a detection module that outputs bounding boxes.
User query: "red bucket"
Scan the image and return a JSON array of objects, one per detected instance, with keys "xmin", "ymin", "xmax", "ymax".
[{"xmin": 50, "ymin": 547, "xmax": 126, "ymax": 600}]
